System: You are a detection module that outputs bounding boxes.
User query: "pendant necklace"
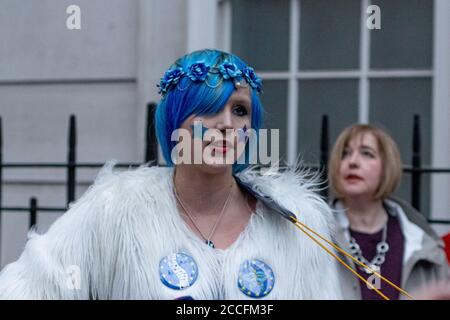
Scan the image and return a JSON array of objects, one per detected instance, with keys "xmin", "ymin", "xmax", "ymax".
[{"xmin": 173, "ymin": 181, "xmax": 233, "ymax": 249}]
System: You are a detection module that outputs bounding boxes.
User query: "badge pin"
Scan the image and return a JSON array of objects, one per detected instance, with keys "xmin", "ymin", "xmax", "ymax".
[
  {"xmin": 237, "ymin": 259, "xmax": 275, "ymax": 298},
  {"xmin": 159, "ymin": 253, "xmax": 198, "ymax": 290}
]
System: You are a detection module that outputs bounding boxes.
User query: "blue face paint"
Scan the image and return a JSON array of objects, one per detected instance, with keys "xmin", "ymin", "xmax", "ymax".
[
  {"xmin": 237, "ymin": 124, "xmax": 249, "ymax": 143},
  {"xmin": 190, "ymin": 121, "xmax": 209, "ymax": 139}
]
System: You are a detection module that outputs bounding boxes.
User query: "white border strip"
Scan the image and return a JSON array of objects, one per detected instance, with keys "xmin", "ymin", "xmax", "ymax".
[
  {"xmin": 287, "ymin": 0, "xmax": 300, "ymax": 165},
  {"xmin": 368, "ymin": 70, "xmax": 434, "ymax": 78},
  {"xmin": 217, "ymin": 0, "xmax": 231, "ymax": 52},
  {"xmin": 359, "ymin": 0, "xmax": 370, "ymax": 123},
  {"xmin": 258, "ymin": 70, "xmax": 433, "ymax": 80},
  {"xmin": 187, "ymin": 0, "xmax": 218, "ymax": 52},
  {"xmin": 431, "ymin": 0, "xmax": 450, "ymax": 229}
]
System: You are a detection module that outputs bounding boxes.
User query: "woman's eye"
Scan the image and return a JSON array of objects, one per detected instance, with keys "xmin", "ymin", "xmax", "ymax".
[
  {"xmin": 233, "ymin": 105, "xmax": 248, "ymax": 117},
  {"xmin": 342, "ymin": 150, "xmax": 350, "ymax": 158},
  {"xmin": 362, "ymin": 150, "xmax": 374, "ymax": 158}
]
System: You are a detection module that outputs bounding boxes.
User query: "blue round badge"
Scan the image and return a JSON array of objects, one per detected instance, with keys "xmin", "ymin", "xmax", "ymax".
[
  {"xmin": 159, "ymin": 253, "xmax": 198, "ymax": 290},
  {"xmin": 238, "ymin": 259, "xmax": 275, "ymax": 298}
]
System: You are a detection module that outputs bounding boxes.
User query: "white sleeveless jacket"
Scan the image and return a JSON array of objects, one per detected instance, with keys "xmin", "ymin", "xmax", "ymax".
[{"xmin": 0, "ymin": 161, "xmax": 342, "ymax": 299}]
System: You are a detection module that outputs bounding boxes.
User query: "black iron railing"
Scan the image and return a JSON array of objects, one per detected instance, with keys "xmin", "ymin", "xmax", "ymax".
[{"xmin": 0, "ymin": 105, "xmax": 449, "ymax": 264}]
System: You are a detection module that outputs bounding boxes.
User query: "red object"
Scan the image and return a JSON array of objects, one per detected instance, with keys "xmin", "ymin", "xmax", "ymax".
[{"xmin": 443, "ymin": 233, "xmax": 450, "ymax": 264}]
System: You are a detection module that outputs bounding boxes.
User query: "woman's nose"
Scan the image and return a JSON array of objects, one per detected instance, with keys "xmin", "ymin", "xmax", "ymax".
[
  {"xmin": 215, "ymin": 111, "xmax": 234, "ymax": 131},
  {"xmin": 348, "ymin": 152, "xmax": 360, "ymax": 167}
]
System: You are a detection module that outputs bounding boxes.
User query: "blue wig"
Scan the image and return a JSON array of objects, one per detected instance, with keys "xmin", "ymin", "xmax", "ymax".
[{"xmin": 155, "ymin": 49, "xmax": 264, "ymax": 173}]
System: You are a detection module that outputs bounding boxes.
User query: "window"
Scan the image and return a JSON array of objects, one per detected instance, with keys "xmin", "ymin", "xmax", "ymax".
[{"xmin": 228, "ymin": 0, "xmax": 441, "ymax": 214}]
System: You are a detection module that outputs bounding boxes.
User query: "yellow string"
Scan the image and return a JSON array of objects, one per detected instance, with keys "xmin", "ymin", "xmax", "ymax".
[
  {"xmin": 291, "ymin": 220, "xmax": 389, "ymax": 300},
  {"xmin": 291, "ymin": 217, "xmax": 414, "ymax": 300}
]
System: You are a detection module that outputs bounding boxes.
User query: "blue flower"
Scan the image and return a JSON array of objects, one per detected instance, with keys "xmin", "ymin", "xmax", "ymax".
[
  {"xmin": 158, "ymin": 67, "xmax": 185, "ymax": 95},
  {"xmin": 242, "ymin": 66, "xmax": 262, "ymax": 93},
  {"xmin": 157, "ymin": 62, "xmax": 263, "ymax": 96},
  {"xmin": 219, "ymin": 61, "xmax": 242, "ymax": 80},
  {"xmin": 187, "ymin": 62, "xmax": 210, "ymax": 81}
]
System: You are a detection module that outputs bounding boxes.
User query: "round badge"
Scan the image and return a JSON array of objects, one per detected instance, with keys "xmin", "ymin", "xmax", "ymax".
[
  {"xmin": 237, "ymin": 259, "xmax": 275, "ymax": 298},
  {"xmin": 159, "ymin": 253, "xmax": 198, "ymax": 290}
]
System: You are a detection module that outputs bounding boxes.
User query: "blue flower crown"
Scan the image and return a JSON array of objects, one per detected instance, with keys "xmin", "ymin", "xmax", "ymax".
[{"xmin": 157, "ymin": 61, "xmax": 263, "ymax": 96}]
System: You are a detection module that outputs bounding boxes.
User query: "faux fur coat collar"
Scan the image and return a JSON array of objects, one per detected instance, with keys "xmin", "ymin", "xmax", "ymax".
[{"xmin": 0, "ymin": 161, "xmax": 342, "ymax": 300}]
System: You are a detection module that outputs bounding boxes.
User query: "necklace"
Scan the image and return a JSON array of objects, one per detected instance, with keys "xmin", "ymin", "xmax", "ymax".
[
  {"xmin": 173, "ymin": 181, "xmax": 233, "ymax": 249},
  {"xmin": 348, "ymin": 221, "xmax": 390, "ymax": 274}
]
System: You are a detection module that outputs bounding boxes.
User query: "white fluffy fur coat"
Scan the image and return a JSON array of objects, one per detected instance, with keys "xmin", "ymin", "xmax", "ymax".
[{"xmin": 0, "ymin": 162, "xmax": 342, "ymax": 299}]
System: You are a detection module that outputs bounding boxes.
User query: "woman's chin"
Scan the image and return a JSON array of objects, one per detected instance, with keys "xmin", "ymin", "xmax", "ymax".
[
  {"xmin": 176, "ymin": 150, "xmax": 243, "ymax": 174},
  {"xmin": 196, "ymin": 162, "xmax": 233, "ymax": 175},
  {"xmin": 342, "ymin": 188, "xmax": 375, "ymax": 199}
]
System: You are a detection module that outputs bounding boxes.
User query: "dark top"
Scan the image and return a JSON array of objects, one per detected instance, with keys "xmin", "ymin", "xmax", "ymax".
[{"xmin": 349, "ymin": 212, "xmax": 404, "ymax": 300}]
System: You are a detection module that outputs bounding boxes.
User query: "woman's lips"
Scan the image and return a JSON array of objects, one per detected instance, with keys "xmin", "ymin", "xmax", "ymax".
[
  {"xmin": 213, "ymin": 146, "xmax": 229, "ymax": 154},
  {"xmin": 211, "ymin": 140, "xmax": 232, "ymax": 154},
  {"xmin": 345, "ymin": 174, "xmax": 364, "ymax": 182}
]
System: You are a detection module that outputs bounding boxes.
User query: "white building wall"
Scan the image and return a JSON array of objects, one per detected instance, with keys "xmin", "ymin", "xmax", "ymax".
[{"xmin": 0, "ymin": 0, "xmax": 189, "ymax": 266}]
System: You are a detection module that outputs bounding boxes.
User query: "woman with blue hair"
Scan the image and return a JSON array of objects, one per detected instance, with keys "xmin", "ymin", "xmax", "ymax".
[{"xmin": 0, "ymin": 49, "xmax": 342, "ymax": 299}]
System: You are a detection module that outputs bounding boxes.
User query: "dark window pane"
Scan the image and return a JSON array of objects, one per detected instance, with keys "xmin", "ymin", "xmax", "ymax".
[
  {"xmin": 370, "ymin": 0, "xmax": 433, "ymax": 69},
  {"xmin": 370, "ymin": 78, "xmax": 432, "ymax": 214},
  {"xmin": 297, "ymin": 80, "xmax": 359, "ymax": 164},
  {"xmin": 231, "ymin": 0, "xmax": 290, "ymax": 71},
  {"xmin": 299, "ymin": 0, "xmax": 361, "ymax": 70},
  {"xmin": 259, "ymin": 80, "xmax": 288, "ymax": 163}
]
